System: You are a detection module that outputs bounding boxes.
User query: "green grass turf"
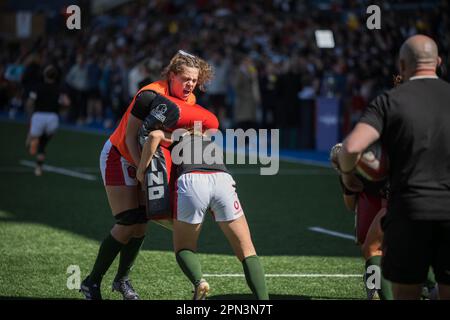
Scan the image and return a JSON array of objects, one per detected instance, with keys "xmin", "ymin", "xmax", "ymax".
[{"xmin": 0, "ymin": 121, "xmax": 365, "ymax": 299}]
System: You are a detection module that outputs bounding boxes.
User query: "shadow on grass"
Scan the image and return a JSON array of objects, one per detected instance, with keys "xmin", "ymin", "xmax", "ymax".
[
  {"xmin": 209, "ymin": 294, "xmax": 359, "ymax": 300},
  {"xmin": 0, "ymin": 121, "xmax": 359, "ymax": 257},
  {"xmin": 1, "ymin": 295, "xmax": 358, "ymax": 301},
  {"xmin": 0, "ymin": 296, "xmax": 80, "ymax": 300}
]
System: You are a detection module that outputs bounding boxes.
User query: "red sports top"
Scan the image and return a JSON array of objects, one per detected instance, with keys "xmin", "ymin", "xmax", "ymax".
[{"xmin": 109, "ymin": 80, "xmax": 219, "ymax": 165}]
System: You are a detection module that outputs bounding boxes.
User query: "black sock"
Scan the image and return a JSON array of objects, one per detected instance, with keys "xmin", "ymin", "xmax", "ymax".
[
  {"xmin": 114, "ymin": 236, "xmax": 145, "ymax": 281},
  {"xmin": 89, "ymin": 233, "xmax": 124, "ymax": 284}
]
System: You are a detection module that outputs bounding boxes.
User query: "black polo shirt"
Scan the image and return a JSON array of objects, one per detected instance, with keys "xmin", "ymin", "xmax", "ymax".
[
  {"xmin": 172, "ymin": 134, "xmax": 229, "ymax": 177},
  {"xmin": 29, "ymin": 82, "xmax": 61, "ymax": 113},
  {"xmin": 359, "ymin": 77, "xmax": 450, "ymax": 220}
]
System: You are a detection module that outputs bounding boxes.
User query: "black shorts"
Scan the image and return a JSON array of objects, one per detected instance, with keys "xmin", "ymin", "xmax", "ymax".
[{"xmin": 381, "ymin": 214, "xmax": 450, "ymax": 285}]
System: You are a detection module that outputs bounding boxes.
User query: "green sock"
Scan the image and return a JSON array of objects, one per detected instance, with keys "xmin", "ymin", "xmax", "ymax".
[
  {"xmin": 242, "ymin": 255, "xmax": 269, "ymax": 300},
  {"xmin": 425, "ymin": 267, "xmax": 436, "ymax": 289},
  {"xmin": 114, "ymin": 236, "xmax": 145, "ymax": 281},
  {"xmin": 176, "ymin": 249, "xmax": 203, "ymax": 285},
  {"xmin": 89, "ymin": 233, "xmax": 124, "ymax": 284},
  {"xmin": 365, "ymin": 255, "xmax": 393, "ymax": 300}
]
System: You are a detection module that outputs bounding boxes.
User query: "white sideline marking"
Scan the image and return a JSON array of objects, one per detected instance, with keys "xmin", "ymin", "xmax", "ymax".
[
  {"xmin": 0, "ymin": 167, "xmax": 31, "ymax": 173},
  {"xmin": 225, "ymin": 148, "xmax": 331, "ymax": 168},
  {"xmin": 0, "ymin": 166, "xmax": 100, "ymax": 173},
  {"xmin": 4, "ymin": 165, "xmax": 332, "ymax": 176},
  {"xmin": 230, "ymin": 168, "xmax": 334, "ymax": 175},
  {"xmin": 19, "ymin": 160, "xmax": 98, "ymax": 181},
  {"xmin": 203, "ymin": 274, "xmax": 360, "ymax": 278},
  {"xmin": 308, "ymin": 226, "xmax": 356, "ymax": 241}
]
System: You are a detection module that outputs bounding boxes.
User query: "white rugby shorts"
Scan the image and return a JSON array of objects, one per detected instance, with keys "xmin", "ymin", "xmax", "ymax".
[
  {"xmin": 175, "ymin": 172, "xmax": 244, "ymax": 224},
  {"xmin": 29, "ymin": 112, "xmax": 59, "ymax": 137},
  {"xmin": 99, "ymin": 139, "xmax": 138, "ymax": 186}
]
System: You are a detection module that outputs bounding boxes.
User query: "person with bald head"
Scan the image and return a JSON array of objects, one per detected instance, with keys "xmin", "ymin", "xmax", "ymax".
[
  {"xmin": 398, "ymin": 34, "xmax": 441, "ymax": 81},
  {"xmin": 337, "ymin": 34, "xmax": 450, "ymax": 299}
]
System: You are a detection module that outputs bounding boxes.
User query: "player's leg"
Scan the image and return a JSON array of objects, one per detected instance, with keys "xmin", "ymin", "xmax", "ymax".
[
  {"xmin": 356, "ymin": 193, "xmax": 386, "ymax": 299},
  {"xmin": 34, "ymin": 133, "xmax": 53, "ymax": 176},
  {"xmin": 173, "ymin": 220, "xmax": 206, "ymax": 299},
  {"xmin": 27, "ymin": 112, "xmax": 44, "ymax": 174},
  {"xmin": 173, "ymin": 173, "xmax": 209, "ymax": 299},
  {"xmin": 217, "ymin": 216, "xmax": 268, "ymax": 300},
  {"xmin": 422, "ymin": 268, "xmax": 438, "ymax": 299},
  {"xmin": 382, "ymin": 216, "xmax": 432, "ymax": 299},
  {"xmin": 433, "ymin": 221, "xmax": 450, "ymax": 300},
  {"xmin": 33, "ymin": 112, "xmax": 59, "ymax": 176},
  {"xmin": 438, "ymin": 285, "xmax": 450, "ymax": 300},
  {"xmin": 102, "ymin": 142, "xmax": 148, "ymax": 293},
  {"xmin": 109, "ymin": 187, "xmax": 148, "ymax": 300},
  {"xmin": 82, "ymin": 185, "xmax": 144, "ymax": 299},
  {"xmin": 212, "ymin": 173, "xmax": 268, "ymax": 300},
  {"xmin": 361, "ymin": 207, "xmax": 393, "ymax": 300},
  {"xmin": 81, "ymin": 141, "xmax": 146, "ymax": 300},
  {"xmin": 28, "ymin": 136, "xmax": 39, "ymax": 156},
  {"xmin": 391, "ymin": 283, "xmax": 423, "ymax": 299}
]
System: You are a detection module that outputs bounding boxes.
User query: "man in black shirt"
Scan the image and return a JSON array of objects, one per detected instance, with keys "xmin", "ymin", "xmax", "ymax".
[
  {"xmin": 26, "ymin": 65, "xmax": 70, "ymax": 176},
  {"xmin": 338, "ymin": 35, "xmax": 450, "ymax": 299}
]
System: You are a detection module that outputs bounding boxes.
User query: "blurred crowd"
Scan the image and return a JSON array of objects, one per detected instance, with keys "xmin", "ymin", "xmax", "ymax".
[{"xmin": 0, "ymin": 0, "xmax": 448, "ymax": 145}]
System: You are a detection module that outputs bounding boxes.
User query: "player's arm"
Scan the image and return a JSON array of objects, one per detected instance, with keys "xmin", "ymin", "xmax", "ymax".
[
  {"xmin": 331, "ymin": 142, "xmax": 362, "ymax": 209},
  {"xmin": 339, "ymin": 174, "xmax": 359, "ymax": 211},
  {"xmin": 338, "ymin": 91, "xmax": 387, "ymax": 175},
  {"xmin": 343, "ymin": 194, "xmax": 357, "ymax": 212},
  {"xmin": 127, "ymin": 90, "xmax": 161, "ymax": 166},
  {"xmin": 339, "ymin": 123, "xmax": 380, "ymax": 173},
  {"xmin": 25, "ymin": 91, "xmax": 37, "ymax": 114},
  {"xmin": 125, "ymin": 114, "xmax": 144, "ymax": 167},
  {"xmin": 58, "ymin": 93, "xmax": 71, "ymax": 108},
  {"xmin": 136, "ymin": 130, "xmax": 173, "ymax": 184}
]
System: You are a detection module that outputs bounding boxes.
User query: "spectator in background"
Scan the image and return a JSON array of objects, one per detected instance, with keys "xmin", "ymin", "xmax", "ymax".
[
  {"xmin": 109, "ymin": 58, "xmax": 127, "ymax": 125},
  {"xmin": 0, "ymin": 0, "xmax": 448, "ymax": 136},
  {"xmin": 86, "ymin": 55, "xmax": 103, "ymax": 124},
  {"xmin": 231, "ymin": 55, "xmax": 261, "ymax": 130},
  {"xmin": 258, "ymin": 60, "xmax": 278, "ymax": 129},
  {"xmin": 66, "ymin": 55, "xmax": 89, "ymax": 124},
  {"xmin": 21, "ymin": 54, "xmax": 42, "ymax": 104},
  {"xmin": 0, "ymin": 65, "xmax": 9, "ymax": 111},
  {"xmin": 137, "ymin": 58, "xmax": 162, "ymax": 89},
  {"xmin": 275, "ymin": 58, "xmax": 303, "ymax": 148},
  {"xmin": 99, "ymin": 58, "xmax": 113, "ymax": 128},
  {"xmin": 207, "ymin": 51, "xmax": 231, "ymax": 129},
  {"xmin": 128, "ymin": 62, "xmax": 149, "ymax": 100}
]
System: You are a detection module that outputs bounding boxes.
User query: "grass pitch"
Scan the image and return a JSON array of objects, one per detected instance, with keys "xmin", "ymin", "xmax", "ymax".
[{"xmin": 0, "ymin": 121, "xmax": 365, "ymax": 300}]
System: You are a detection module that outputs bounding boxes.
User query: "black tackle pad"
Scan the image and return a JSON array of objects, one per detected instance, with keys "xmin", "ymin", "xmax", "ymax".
[{"xmin": 143, "ymin": 146, "xmax": 172, "ymax": 221}]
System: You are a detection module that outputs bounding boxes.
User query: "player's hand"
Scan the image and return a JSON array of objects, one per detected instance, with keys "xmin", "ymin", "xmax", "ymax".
[
  {"xmin": 341, "ymin": 172, "xmax": 364, "ymax": 193},
  {"xmin": 330, "ymin": 143, "xmax": 343, "ymax": 173},
  {"xmin": 136, "ymin": 167, "xmax": 145, "ymax": 184}
]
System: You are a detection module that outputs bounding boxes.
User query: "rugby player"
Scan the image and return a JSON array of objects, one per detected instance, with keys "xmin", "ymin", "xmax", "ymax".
[{"xmin": 136, "ymin": 129, "xmax": 269, "ymax": 300}]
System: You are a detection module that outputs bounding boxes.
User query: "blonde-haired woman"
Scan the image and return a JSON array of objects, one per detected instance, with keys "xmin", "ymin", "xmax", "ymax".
[{"xmin": 80, "ymin": 51, "xmax": 217, "ymax": 300}]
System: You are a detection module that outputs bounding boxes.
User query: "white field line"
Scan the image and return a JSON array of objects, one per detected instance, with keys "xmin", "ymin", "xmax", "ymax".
[
  {"xmin": 230, "ymin": 168, "xmax": 333, "ymax": 175},
  {"xmin": 2, "ymin": 118, "xmax": 332, "ymax": 168},
  {"xmin": 203, "ymin": 274, "xmax": 360, "ymax": 278},
  {"xmin": 224, "ymin": 147, "xmax": 331, "ymax": 168},
  {"xmin": 308, "ymin": 226, "xmax": 356, "ymax": 241},
  {"xmin": 4, "ymin": 164, "xmax": 332, "ymax": 176},
  {"xmin": 1, "ymin": 166, "xmax": 100, "ymax": 173},
  {"xmin": 19, "ymin": 160, "xmax": 98, "ymax": 181}
]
